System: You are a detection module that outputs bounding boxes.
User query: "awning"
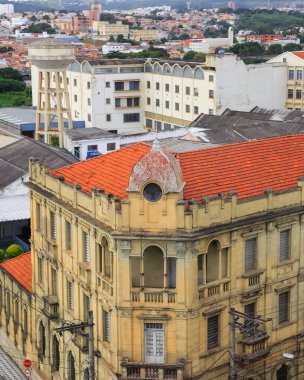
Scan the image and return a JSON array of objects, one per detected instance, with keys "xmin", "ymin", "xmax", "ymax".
[{"xmin": 0, "ymin": 194, "xmax": 30, "ymax": 222}]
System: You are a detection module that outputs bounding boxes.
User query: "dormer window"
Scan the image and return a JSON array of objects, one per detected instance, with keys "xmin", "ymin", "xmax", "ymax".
[{"xmin": 143, "ymin": 183, "xmax": 162, "ymax": 202}]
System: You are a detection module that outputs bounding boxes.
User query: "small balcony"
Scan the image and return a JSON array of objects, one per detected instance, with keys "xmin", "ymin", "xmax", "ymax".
[
  {"xmin": 242, "ymin": 270, "xmax": 264, "ymax": 293},
  {"xmin": 42, "ymin": 296, "xmax": 59, "ymax": 319},
  {"xmin": 131, "ymin": 290, "xmax": 176, "ymax": 305},
  {"xmin": 73, "ymin": 331, "xmax": 89, "ymax": 353},
  {"xmin": 121, "ymin": 360, "xmax": 184, "ymax": 380},
  {"xmin": 78, "ymin": 262, "xmax": 91, "ymax": 289},
  {"xmin": 198, "ymin": 280, "xmax": 230, "ymax": 301},
  {"xmin": 238, "ymin": 330, "xmax": 270, "ymax": 364}
]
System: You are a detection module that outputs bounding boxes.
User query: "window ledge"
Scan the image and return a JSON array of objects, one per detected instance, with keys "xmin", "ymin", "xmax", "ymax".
[
  {"xmin": 242, "ymin": 269, "xmax": 264, "ymax": 278},
  {"xmin": 275, "ymin": 259, "xmax": 296, "ymax": 268},
  {"xmin": 199, "ymin": 346, "xmax": 227, "ymax": 359},
  {"xmin": 273, "ymin": 321, "xmax": 294, "ymax": 331}
]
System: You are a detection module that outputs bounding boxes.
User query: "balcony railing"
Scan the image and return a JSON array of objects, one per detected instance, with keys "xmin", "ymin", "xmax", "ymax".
[
  {"xmin": 198, "ymin": 280, "xmax": 230, "ymax": 301},
  {"xmin": 121, "ymin": 360, "xmax": 184, "ymax": 380},
  {"xmin": 97, "ymin": 275, "xmax": 113, "ymax": 296},
  {"xmin": 131, "ymin": 290, "xmax": 176, "ymax": 305},
  {"xmin": 42, "ymin": 296, "xmax": 59, "ymax": 319}
]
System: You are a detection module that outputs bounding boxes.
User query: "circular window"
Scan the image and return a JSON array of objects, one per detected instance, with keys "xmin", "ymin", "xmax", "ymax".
[{"xmin": 143, "ymin": 183, "xmax": 162, "ymax": 202}]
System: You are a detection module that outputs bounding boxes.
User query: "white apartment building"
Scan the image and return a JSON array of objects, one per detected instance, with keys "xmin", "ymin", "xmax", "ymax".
[
  {"xmin": 101, "ymin": 43, "xmax": 131, "ymax": 55},
  {"xmin": 31, "ymin": 54, "xmax": 287, "ymax": 134},
  {"xmin": 188, "ymin": 27, "xmax": 234, "ymax": 53},
  {"xmin": 268, "ymin": 51, "xmax": 304, "ymax": 111},
  {"xmin": 0, "ymin": 4, "xmax": 14, "ymax": 14}
]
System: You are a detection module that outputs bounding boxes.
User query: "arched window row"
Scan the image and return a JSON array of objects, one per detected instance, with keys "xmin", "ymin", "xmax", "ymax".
[
  {"xmin": 144, "ymin": 62, "xmax": 205, "ymax": 79},
  {"xmin": 131, "ymin": 246, "xmax": 176, "ymax": 289},
  {"xmin": 197, "ymin": 240, "xmax": 228, "ymax": 285}
]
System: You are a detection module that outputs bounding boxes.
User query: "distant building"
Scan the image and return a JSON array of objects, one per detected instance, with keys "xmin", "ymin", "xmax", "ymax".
[
  {"xmin": 227, "ymin": 0, "xmax": 237, "ymax": 10},
  {"xmin": 92, "ymin": 21, "xmax": 130, "ymax": 40},
  {"xmin": 101, "ymin": 42, "xmax": 132, "ymax": 55},
  {"xmin": 31, "ymin": 54, "xmax": 287, "ymax": 134},
  {"xmin": 188, "ymin": 27, "xmax": 234, "ymax": 53},
  {"xmin": 130, "ymin": 29, "xmax": 159, "ymax": 42},
  {"xmin": 268, "ymin": 51, "xmax": 304, "ymax": 111},
  {"xmin": 0, "ymin": 4, "xmax": 14, "ymax": 15}
]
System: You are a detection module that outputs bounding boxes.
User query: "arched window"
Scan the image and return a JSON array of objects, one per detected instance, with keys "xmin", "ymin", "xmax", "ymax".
[
  {"xmin": 144, "ymin": 246, "xmax": 164, "ymax": 288},
  {"xmin": 197, "ymin": 241, "xmax": 228, "ymax": 285},
  {"xmin": 153, "ymin": 63, "xmax": 162, "ymax": 74},
  {"xmin": 194, "ymin": 67, "xmax": 204, "ymax": 79},
  {"xmin": 38, "ymin": 322, "xmax": 46, "ymax": 358},
  {"xmin": 183, "ymin": 66, "xmax": 193, "ymax": 78},
  {"xmin": 83, "ymin": 368, "xmax": 89, "ymax": 380},
  {"xmin": 173, "ymin": 65, "xmax": 183, "ymax": 76},
  {"xmin": 82, "ymin": 61, "xmax": 92, "ymax": 73},
  {"xmin": 23, "ymin": 309, "xmax": 28, "ymax": 336},
  {"xmin": 14, "ymin": 300, "xmax": 19, "ymax": 334},
  {"xmin": 52, "ymin": 336, "xmax": 60, "ymax": 372},
  {"xmin": 67, "ymin": 351, "xmax": 76, "ymax": 380},
  {"xmin": 277, "ymin": 364, "xmax": 289, "ymax": 380},
  {"xmin": 97, "ymin": 237, "xmax": 112, "ymax": 278},
  {"xmin": 163, "ymin": 63, "xmax": 172, "ymax": 75},
  {"xmin": 145, "ymin": 62, "xmax": 153, "ymax": 72},
  {"xmin": 70, "ymin": 60, "xmax": 81, "ymax": 72}
]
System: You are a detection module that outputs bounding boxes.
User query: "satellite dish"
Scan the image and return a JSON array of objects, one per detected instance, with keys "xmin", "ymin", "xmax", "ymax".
[{"xmin": 217, "ymin": 49, "xmax": 225, "ymax": 55}]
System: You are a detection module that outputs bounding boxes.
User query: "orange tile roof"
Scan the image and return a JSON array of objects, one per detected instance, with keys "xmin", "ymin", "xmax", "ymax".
[
  {"xmin": 0, "ymin": 252, "xmax": 32, "ymax": 292},
  {"xmin": 292, "ymin": 51, "xmax": 304, "ymax": 60},
  {"xmin": 51, "ymin": 143, "xmax": 151, "ymax": 198},
  {"xmin": 50, "ymin": 135, "xmax": 304, "ymax": 201}
]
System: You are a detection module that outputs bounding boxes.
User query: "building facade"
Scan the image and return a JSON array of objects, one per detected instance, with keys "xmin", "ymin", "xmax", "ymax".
[
  {"xmin": 0, "ymin": 135, "xmax": 301, "ymax": 379},
  {"xmin": 268, "ymin": 51, "xmax": 304, "ymax": 111},
  {"xmin": 31, "ymin": 54, "xmax": 287, "ymax": 134},
  {"xmin": 92, "ymin": 21, "xmax": 130, "ymax": 40}
]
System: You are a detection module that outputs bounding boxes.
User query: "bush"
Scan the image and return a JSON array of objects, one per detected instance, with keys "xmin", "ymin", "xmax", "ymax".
[
  {"xmin": 0, "ymin": 249, "xmax": 5, "ymax": 261},
  {"xmin": 0, "ymin": 78, "xmax": 25, "ymax": 93},
  {"xmin": 6, "ymin": 244, "xmax": 24, "ymax": 257},
  {"xmin": 0, "ymin": 67, "xmax": 23, "ymax": 81}
]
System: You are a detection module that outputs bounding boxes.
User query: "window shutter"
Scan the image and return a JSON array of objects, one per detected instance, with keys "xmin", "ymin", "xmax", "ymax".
[
  {"xmin": 280, "ymin": 230, "xmax": 290, "ymax": 261},
  {"xmin": 245, "ymin": 238, "xmax": 257, "ymax": 272},
  {"xmin": 68, "ymin": 281, "xmax": 73, "ymax": 309},
  {"xmin": 197, "ymin": 254, "xmax": 203, "ymax": 285},
  {"xmin": 37, "ymin": 203, "xmax": 42, "ymax": 231},
  {"xmin": 66, "ymin": 220, "xmax": 71, "ymax": 250},
  {"xmin": 104, "ymin": 310, "xmax": 110, "ymax": 342},
  {"xmin": 207, "ymin": 315, "xmax": 219, "ymax": 349},
  {"xmin": 83, "ymin": 232, "xmax": 89, "ymax": 263},
  {"xmin": 244, "ymin": 302, "xmax": 255, "ymax": 317},
  {"xmin": 50, "ymin": 211, "xmax": 56, "ymax": 240},
  {"xmin": 168, "ymin": 258, "xmax": 176, "ymax": 288},
  {"xmin": 278, "ymin": 292, "xmax": 289, "ymax": 324}
]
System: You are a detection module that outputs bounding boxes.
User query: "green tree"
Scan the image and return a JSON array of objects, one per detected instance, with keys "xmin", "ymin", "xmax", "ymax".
[
  {"xmin": 0, "ymin": 67, "xmax": 23, "ymax": 81},
  {"xmin": 0, "ymin": 78, "xmax": 25, "ymax": 92},
  {"xmin": 6, "ymin": 244, "xmax": 24, "ymax": 258},
  {"xmin": 0, "ymin": 249, "xmax": 4, "ymax": 261},
  {"xmin": 267, "ymin": 44, "xmax": 284, "ymax": 55},
  {"xmin": 283, "ymin": 43, "xmax": 302, "ymax": 52},
  {"xmin": 117, "ymin": 34, "xmax": 125, "ymax": 43},
  {"xmin": 22, "ymin": 23, "xmax": 56, "ymax": 34},
  {"xmin": 109, "ymin": 35, "xmax": 115, "ymax": 42},
  {"xmin": 100, "ymin": 13, "xmax": 116, "ymax": 23},
  {"xmin": 183, "ymin": 50, "xmax": 196, "ymax": 61},
  {"xmin": 229, "ymin": 42, "xmax": 265, "ymax": 57},
  {"xmin": 50, "ymin": 135, "xmax": 59, "ymax": 147}
]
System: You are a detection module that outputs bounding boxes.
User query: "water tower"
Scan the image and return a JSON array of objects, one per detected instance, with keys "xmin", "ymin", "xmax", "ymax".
[{"xmin": 28, "ymin": 40, "xmax": 75, "ymax": 148}]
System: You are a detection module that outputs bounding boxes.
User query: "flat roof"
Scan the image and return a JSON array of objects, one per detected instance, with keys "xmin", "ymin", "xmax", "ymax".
[
  {"xmin": 65, "ymin": 127, "xmax": 117, "ymax": 140},
  {"xmin": 0, "ymin": 107, "xmax": 37, "ymax": 126}
]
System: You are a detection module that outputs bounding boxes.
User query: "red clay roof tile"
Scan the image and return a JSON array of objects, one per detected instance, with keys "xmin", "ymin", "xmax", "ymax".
[
  {"xmin": 0, "ymin": 252, "xmax": 32, "ymax": 292},
  {"xmin": 50, "ymin": 135, "xmax": 304, "ymax": 201}
]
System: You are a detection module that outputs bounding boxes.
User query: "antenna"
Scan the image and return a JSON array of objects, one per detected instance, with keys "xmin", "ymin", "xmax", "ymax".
[{"xmin": 186, "ymin": 1, "xmax": 191, "ymax": 10}]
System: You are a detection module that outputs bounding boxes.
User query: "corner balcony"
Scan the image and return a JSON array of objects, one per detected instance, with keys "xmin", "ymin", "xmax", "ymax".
[
  {"xmin": 238, "ymin": 331, "xmax": 270, "ymax": 364},
  {"xmin": 121, "ymin": 360, "xmax": 184, "ymax": 380},
  {"xmin": 198, "ymin": 280, "xmax": 230, "ymax": 302},
  {"xmin": 131, "ymin": 289, "xmax": 176, "ymax": 306}
]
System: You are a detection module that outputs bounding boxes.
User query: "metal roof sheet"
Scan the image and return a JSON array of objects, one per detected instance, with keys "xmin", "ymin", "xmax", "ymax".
[{"xmin": 0, "ymin": 195, "xmax": 29, "ymax": 222}]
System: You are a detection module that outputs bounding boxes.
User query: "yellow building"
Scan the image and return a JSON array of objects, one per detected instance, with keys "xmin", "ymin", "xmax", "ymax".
[
  {"xmin": 92, "ymin": 21, "xmax": 130, "ymax": 40},
  {"xmin": 268, "ymin": 51, "xmax": 304, "ymax": 110},
  {"xmin": 130, "ymin": 29, "xmax": 159, "ymax": 42},
  {"xmin": 1, "ymin": 135, "xmax": 304, "ymax": 379}
]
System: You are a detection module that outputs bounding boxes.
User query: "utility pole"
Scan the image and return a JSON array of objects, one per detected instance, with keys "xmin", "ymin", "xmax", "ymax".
[
  {"xmin": 88, "ymin": 310, "xmax": 95, "ymax": 380},
  {"xmin": 54, "ymin": 311, "xmax": 95, "ymax": 379},
  {"xmin": 228, "ymin": 308, "xmax": 272, "ymax": 380},
  {"xmin": 229, "ymin": 308, "xmax": 237, "ymax": 380}
]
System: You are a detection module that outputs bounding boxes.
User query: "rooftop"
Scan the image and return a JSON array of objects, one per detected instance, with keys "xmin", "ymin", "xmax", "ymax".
[
  {"xmin": 0, "ymin": 137, "xmax": 78, "ymax": 189},
  {"xmin": 0, "ymin": 252, "xmax": 32, "ymax": 293},
  {"xmin": 51, "ymin": 134, "xmax": 304, "ymax": 202}
]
